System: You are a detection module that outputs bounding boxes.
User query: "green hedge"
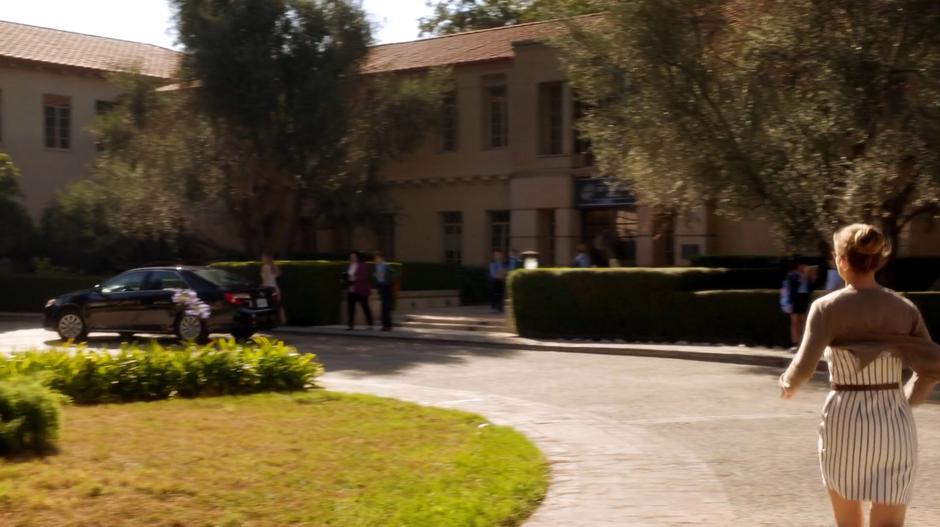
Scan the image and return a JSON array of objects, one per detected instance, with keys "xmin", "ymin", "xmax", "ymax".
[
  {"xmin": 213, "ymin": 261, "xmax": 358, "ymax": 326},
  {"xmin": 0, "ymin": 273, "xmax": 105, "ymax": 313},
  {"xmin": 459, "ymin": 265, "xmax": 491, "ymax": 305},
  {"xmin": 509, "ymin": 268, "xmax": 940, "ymax": 347},
  {"xmin": 0, "ymin": 338, "xmax": 322, "ymax": 405},
  {"xmin": 398, "ymin": 262, "xmax": 459, "ymax": 291},
  {"xmin": 0, "ymin": 377, "xmax": 62, "ymax": 457}
]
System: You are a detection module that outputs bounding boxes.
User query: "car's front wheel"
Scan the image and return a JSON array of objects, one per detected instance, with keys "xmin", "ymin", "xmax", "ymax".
[
  {"xmin": 175, "ymin": 314, "xmax": 208, "ymax": 344},
  {"xmin": 57, "ymin": 310, "xmax": 87, "ymax": 341}
]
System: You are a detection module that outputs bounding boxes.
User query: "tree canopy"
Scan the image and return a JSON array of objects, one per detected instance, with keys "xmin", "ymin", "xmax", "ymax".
[
  {"xmin": 419, "ymin": 0, "xmax": 599, "ymax": 36},
  {"xmin": 555, "ymin": 0, "xmax": 940, "ymax": 252}
]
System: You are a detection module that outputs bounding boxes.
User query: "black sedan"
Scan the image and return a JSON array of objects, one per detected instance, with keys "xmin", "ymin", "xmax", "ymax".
[{"xmin": 43, "ymin": 266, "xmax": 280, "ymax": 342}]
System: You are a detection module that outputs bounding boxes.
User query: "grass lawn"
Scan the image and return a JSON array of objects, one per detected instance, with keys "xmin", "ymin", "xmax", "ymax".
[{"xmin": 0, "ymin": 391, "xmax": 548, "ymax": 527}]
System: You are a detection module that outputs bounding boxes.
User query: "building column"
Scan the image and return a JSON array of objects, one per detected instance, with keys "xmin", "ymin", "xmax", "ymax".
[
  {"xmin": 510, "ymin": 209, "xmax": 539, "ymax": 255},
  {"xmin": 674, "ymin": 206, "xmax": 710, "ymax": 265},
  {"xmin": 554, "ymin": 208, "xmax": 580, "ymax": 267},
  {"xmin": 634, "ymin": 206, "xmax": 655, "ymax": 267}
]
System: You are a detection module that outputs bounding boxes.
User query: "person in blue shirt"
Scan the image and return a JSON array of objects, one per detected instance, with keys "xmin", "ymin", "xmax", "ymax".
[
  {"xmin": 573, "ymin": 243, "xmax": 592, "ymax": 268},
  {"xmin": 508, "ymin": 248, "xmax": 522, "ymax": 271},
  {"xmin": 373, "ymin": 251, "xmax": 394, "ymax": 331},
  {"xmin": 489, "ymin": 250, "xmax": 508, "ymax": 312}
]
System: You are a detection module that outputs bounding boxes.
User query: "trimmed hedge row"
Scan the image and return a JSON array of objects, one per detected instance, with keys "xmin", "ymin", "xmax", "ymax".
[
  {"xmin": 509, "ymin": 268, "xmax": 940, "ymax": 347},
  {"xmin": 0, "ymin": 377, "xmax": 62, "ymax": 457},
  {"xmin": 0, "ymin": 338, "xmax": 322, "ymax": 405},
  {"xmin": 212, "ymin": 261, "xmax": 357, "ymax": 326},
  {"xmin": 0, "ymin": 273, "xmax": 105, "ymax": 313}
]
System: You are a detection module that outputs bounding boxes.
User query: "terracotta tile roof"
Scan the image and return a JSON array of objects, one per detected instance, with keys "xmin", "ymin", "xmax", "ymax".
[
  {"xmin": 363, "ymin": 13, "xmax": 605, "ymax": 74},
  {"xmin": 0, "ymin": 20, "xmax": 180, "ymax": 79}
]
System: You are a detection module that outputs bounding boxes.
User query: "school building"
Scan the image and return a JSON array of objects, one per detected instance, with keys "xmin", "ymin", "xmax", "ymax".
[{"xmin": 1, "ymin": 17, "xmax": 938, "ymax": 267}]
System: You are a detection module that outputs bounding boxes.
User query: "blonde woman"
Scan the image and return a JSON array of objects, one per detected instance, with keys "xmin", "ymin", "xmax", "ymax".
[{"xmin": 780, "ymin": 224, "xmax": 936, "ymax": 527}]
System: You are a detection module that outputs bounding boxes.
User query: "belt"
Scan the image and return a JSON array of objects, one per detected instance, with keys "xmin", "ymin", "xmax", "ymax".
[{"xmin": 832, "ymin": 383, "xmax": 900, "ymax": 392}]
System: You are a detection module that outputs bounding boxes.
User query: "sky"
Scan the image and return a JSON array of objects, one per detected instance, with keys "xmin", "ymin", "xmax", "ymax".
[{"xmin": 0, "ymin": 0, "xmax": 434, "ymax": 49}]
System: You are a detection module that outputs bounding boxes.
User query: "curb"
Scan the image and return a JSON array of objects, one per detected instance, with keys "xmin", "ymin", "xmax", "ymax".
[{"xmin": 274, "ymin": 327, "xmax": 810, "ymax": 370}]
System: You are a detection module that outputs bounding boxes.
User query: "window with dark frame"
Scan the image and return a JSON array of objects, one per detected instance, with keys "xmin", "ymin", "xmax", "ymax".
[
  {"xmin": 441, "ymin": 91, "xmax": 458, "ymax": 152},
  {"xmin": 482, "ymin": 77, "xmax": 508, "ymax": 149},
  {"xmin": 441, "ymin": 211, "xmax": 463, "ymax": 264},
  {"xmin": 43, "ymin": 94, "xmax": 71, "ymax": 149},
  {"xmin": 538, "ymin": 82, "xmax": 564, "ymax": 155},
  {"xmin": 489, "ymin": 210, "xmax": 511, "ymax": 254}
]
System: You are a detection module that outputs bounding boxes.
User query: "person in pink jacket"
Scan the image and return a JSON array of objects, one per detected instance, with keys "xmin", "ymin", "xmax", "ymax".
[{"xmin": 345, "ymin": 251, "xmax": 374, "ymax": 330}]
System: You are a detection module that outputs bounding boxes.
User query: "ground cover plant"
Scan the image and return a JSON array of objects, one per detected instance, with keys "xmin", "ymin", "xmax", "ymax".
[
  {"xmin": 0, "ymin": 338, "xmax": 322, "ymax": 404},
  {"xmin": 0, "ymin": 391, "xmax": 549, "ymax": 527}
]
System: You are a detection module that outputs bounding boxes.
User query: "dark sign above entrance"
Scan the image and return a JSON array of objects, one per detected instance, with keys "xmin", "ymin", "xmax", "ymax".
[{"xmin": 574, "ymin": 177, "xmax": 635, "ymax": 208}]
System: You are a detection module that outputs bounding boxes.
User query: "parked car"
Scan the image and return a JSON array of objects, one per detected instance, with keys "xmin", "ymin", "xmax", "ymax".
[{"xmin": 43, "ymin": 266, "xmax": 280, "ymax": 342}]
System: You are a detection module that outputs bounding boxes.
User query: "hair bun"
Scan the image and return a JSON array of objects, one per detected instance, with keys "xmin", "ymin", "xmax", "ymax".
[{"xmin": 853, "ymin": 226, "xmax": 885, "ymax": 255}]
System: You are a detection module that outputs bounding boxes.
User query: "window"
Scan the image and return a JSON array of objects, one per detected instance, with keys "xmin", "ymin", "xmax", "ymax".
[
  {"xmin": 43, "ymin": 94, "xmax": 71, "ymax": 149},
  {"xmin": 482, "ymin": 76, "xmax": 508, "ymax": 149},
  {"xmin": 144, "ymin": 270, "xmax": 189, "ymax": 291},
  {"xmin": 489, "ymin": 211, "xmax": 511, "ymax": 254},
  {"xmin": 100, "ymin": 271, "xmax": 148, "ymax": 293},
  {"xmin": 441, "ymin": 211, "xmax": 463, "ymax": 264},
  {"xmin": 95, "ymin": 100, "xmax": 116, "ymax": 151},
  {"xmin": 539, "ymin": 82, "xmax": 564, "ymax": 155},
  {"xmin": 441, "ymin": 91, "xmax": 458, "ymax": 152}
]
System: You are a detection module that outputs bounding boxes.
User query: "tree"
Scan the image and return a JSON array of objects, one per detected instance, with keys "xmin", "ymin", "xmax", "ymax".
[
  {"xmin": 554, "ymin": 0, "xmax": 940, "ymax": 254},
  {"xmin": 171, "ymin": 0, "xmax": 372, "ymax": 255},
  {"xmin": 419, "ymin": 0, "xmax": 599, "ymax": 36},
  {"xmin": 0, "ymin": 153, "xmax": 34, "ymax": 267}
]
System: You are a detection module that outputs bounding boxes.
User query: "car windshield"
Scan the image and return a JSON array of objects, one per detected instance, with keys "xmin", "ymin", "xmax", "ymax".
[{"xmin": 192, "ymin": 269, "xmax": 254, "ymax": 288}]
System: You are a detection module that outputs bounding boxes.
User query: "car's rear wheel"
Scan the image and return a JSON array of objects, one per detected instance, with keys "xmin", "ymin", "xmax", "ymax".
[
  {"xmin": 57, "ymin": 310, "xmax": 87, "ymax": 341},
  {"xmin": 176, "ymin": 314, "xmax": 208, "ymax": 344},
  {"xmin": 232, "ymin": 329, "xmax": 255, "ymax": 341}
]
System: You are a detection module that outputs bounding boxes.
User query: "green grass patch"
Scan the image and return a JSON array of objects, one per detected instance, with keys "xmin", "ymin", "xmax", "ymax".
[{"xmin": 0, "ymin": 391, "xmax": 548, "ymax": 526}]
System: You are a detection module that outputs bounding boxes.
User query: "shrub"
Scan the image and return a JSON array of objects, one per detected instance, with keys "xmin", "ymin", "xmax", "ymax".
[
  {"xmin": 0, "ymin": 377, "xmax": 63, "ymax": 456},
  {"xmin": 459, "ymin": 265, "xmax": 491, "ymax": 305},
  {"xmin": 0, "ymin": 273, "xmax": 105, "ymax": 312},
  {"xmin": 398, "ymin": 262, "xmax": 459, "ymax": 291},
  {"xmin": 0, "ymin": 338, "xmax": 323, "ymax": 404},
  {"xmin": 509, "ymin": 268, "xmax": 940, "ymax": 346},
  {"xmin": 213, "ymin": 260, "xmax": 350, "ymax": 325}
]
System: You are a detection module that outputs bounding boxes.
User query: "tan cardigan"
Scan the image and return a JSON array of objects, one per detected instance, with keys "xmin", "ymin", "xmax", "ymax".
[{"xmin": 780, "ymin": 286, "xmax": 940, "ymax": 406}]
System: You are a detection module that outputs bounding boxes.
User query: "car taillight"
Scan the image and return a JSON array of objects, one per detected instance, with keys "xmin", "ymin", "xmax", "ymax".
[{"xmin": 225, "ymin": 292, "xmax": 251, "ymax": 306}]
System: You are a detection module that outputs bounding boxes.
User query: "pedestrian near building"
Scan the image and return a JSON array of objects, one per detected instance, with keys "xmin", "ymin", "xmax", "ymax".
[
  {"xmin": 781, "ymin": 259, "xmax": 815, "ymax": 351},
  {"xmin": 780, "ymin": 224, "xmax": 935, "ymax": 527},
  {"xmin": 825, "ymin": 257, "xmax": 845, "ymax": 291},
  {"xmin": 373, "ymin": 251, "xmax": 394, "ymax": 331},
  {"xmin": 344, "ymin": 251, "xmax": 373, "ymax": 330},
  {"xmin": 489, "ymin": 250, "xmax": 508, "ymax": 312},
  {"xmin": 508, "ymin": 248, "xmax": 522, "ymax": 272},
  {"xmin": 260, "ymin": 253, "xmax": 285, "ymax": 323},
  {"xmin": 573, "ymin": 243, "xmax": 592, "ymax": 268}
]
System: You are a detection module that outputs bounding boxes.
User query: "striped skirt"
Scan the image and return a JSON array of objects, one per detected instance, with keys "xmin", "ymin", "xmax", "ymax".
[{"xmin": 818, "ymin": 389, "xmax": 917, "ymax": 504}]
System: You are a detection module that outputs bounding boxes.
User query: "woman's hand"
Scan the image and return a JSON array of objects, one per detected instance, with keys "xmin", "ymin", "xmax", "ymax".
[{"xmin": 780, "ymin": 386, "xmax": 796, "ymax": 400}]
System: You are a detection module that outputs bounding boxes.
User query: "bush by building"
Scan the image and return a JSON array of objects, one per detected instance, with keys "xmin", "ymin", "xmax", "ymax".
[
  {"xmin": 509, "ymin": 268, "xmax": 940, "ymax": 347},
  {"xmin": 0, "ymin": 273, "xmax": 106, "ymax": 313},
  {"xmin": 0, "ymin": 377, "xmax": 62, "ymax": 457}
]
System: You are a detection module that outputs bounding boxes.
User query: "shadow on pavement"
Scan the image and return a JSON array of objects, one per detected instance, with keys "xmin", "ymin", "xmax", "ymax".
[{"xmin": 277, "ymin": 333, "xmax": 521, "ymax": 377}]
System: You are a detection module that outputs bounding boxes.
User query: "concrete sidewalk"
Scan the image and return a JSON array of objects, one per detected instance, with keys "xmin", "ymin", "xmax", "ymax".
[{"xmin": 274, "ymin": 324, "xmax": 803, "ymax": 369}]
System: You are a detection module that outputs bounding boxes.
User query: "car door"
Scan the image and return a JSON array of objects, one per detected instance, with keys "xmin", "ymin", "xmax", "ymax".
[
  {"xmin": 138, "ymin": 270, "xmax": 189, "ymax": 330},
  {"xmin": 85, "ymin": 270, "xmax": 149, "ymax": 330}
]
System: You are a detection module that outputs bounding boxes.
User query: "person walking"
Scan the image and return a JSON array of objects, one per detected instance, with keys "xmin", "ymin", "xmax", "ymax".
[
  {"xmin": 373, "ymin": 251, "xmax": 394, "ymax": 331},
  {"xmin": 260, "ymin": 253, "xmax": 285, "ymax": 323},
  {"xmin": 489, "ymin": 250, "xmax": 508, "ymax": 313},
  {"xmin": 782, "ymin": 259, "xmax": 814, "ymax": 351},
  {"xmin": 780, "ymin": 224, "xmax": 936, "ymax": 527},
  {"xmin": 345, "ymin": 251, "xmax": 373, "ymax": 330}
]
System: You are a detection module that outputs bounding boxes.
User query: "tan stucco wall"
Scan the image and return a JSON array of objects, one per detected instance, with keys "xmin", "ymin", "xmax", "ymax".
[
  {"xmin": 709, "ymin": 215, "xmax": 782, "ymax": 256},
  {"xmin": 0, "ymin": 64, "xmax": 122, "ymax": 217}
]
